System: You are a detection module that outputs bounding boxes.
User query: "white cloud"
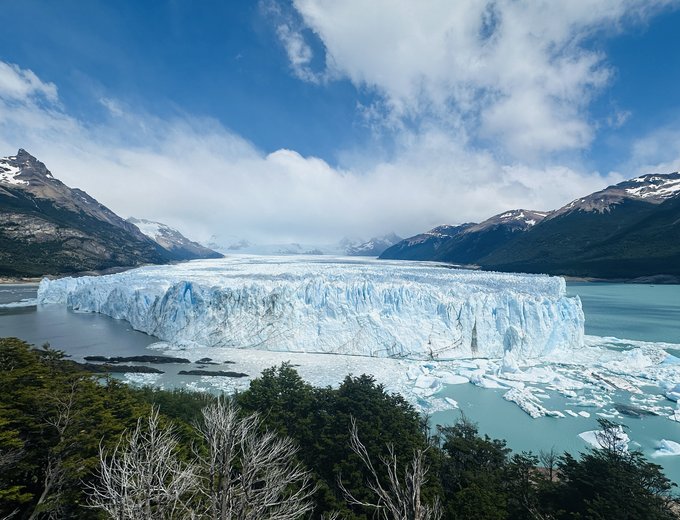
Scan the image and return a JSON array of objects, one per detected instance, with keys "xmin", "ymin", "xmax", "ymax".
[
  {"xmin": 276, "ymin": 24, "xmax": 319, "ymax": 83},
  {"xmin": 0, "ymin": 61, "xmax": 58, "ymax": 103},
  {"xmin": 288, "ymin": 0, "xmax": 669, "ymax": 157},
  {"xmin": 0, "ymin": 59, "xmax": 628, "ymax": 247},
  {"xmin": 619, "ymin": 124, "xmax": 680, "ymax": 175}
]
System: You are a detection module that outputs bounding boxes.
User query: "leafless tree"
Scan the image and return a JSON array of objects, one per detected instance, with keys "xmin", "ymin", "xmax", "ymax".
[
  {"xmin": 87, "ymin": 407, "xmax": 198, "ymax": 519},
  {"xmin": 194, "ymin": 397, "xmax": 315, "ymax": 520},
  {"xmin": 594, "ymin": 419, "xmax": 628, "ymax": 455},
  {"xmin": 339, "ymin": 418, "xmax": 441, "ymax": 520},
  {"xmin": 27, "ymin": 380, "xmax": 80, "ymax": 520},
  {"xmin": 539, "ymin": 447, "xmax": 559, "ymax": 482}
]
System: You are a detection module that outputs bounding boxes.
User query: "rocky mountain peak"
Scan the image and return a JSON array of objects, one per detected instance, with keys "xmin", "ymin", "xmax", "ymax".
[{"xmin": 1, "ymin": 149, "xmax": 54, "ymax": 185}]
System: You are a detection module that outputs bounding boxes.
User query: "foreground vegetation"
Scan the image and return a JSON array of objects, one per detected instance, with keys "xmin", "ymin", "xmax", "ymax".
[{"xmin": 0, "ymin": 337, "xmax": 677, "ymax": 519}]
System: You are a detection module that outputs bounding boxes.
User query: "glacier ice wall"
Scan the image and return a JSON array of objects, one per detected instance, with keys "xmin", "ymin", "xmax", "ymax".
[{"xmin": 38, "ymin": 256, "xmax": 585, "ymax": 359}]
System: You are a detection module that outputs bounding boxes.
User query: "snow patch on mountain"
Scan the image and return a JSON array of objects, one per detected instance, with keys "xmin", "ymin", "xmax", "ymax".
[
  {"xmin": 625, "ymin": 173, "xmax": 680, "ymax": 199},
  {"xmin": 128, "ymin": 218, "xmax": 221, "ymax": 260},
  {"xmin": 0, "ymin": 157, "xmax": 29, "ymax": 186}
]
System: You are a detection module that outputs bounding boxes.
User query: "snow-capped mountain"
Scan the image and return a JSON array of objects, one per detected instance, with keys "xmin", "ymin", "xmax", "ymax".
[
  {"xmin": 380, "ymin": 209, "xmax": 547, "ymax": 264},
  {"xmin": 0, "ymin": 149, "xmax": 171, "ymax": 276},
  {"xmin": 344, "ymin": 233, "xmax": 402, "ymax": 256},
  {"xmin": 207, "ymin": 234, "xmax": 401, "ymax": 257},
  {"xmin": 128, "ymin": 218, "xmax": 222, "ymax": 260},
  {"xmin": 551, "ymin": 171, "xmax": 680, "ymax": 217},
  {"xmin": 380, "ymin": 224, "xmax": 475, "ymax": 260},
  {"xmin": 382, "ymin": 172, "xmax": 680, "ymax": 280}
]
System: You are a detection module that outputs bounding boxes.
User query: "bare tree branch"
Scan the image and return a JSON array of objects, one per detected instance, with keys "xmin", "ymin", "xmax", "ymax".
[
  {"xmin": 338, "ymin": 418, "xmax": 441, "ymax": 520},
  {"xmin": 195, "ymin": 397, "xmax": 316, "ymax": 520},
  {"xmin": 87, "ymin": 407, "xmax": 198, "ymax": 520}
]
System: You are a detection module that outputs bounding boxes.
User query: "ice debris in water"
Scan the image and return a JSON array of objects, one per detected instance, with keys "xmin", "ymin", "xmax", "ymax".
[
  {"xmin": 35, "ymin": 257, "xmax": 680, "ymax": 424},
  {"xmin": 653, "ymin": 439, "xmax": 680, "ymax": 457},
  {"xmin": 579, "ymin": 426, "xmax": 630, "ymax": 451},
  {"xmin": 38, "ymin": 256, "xmax": 584, "ymax": 360}
]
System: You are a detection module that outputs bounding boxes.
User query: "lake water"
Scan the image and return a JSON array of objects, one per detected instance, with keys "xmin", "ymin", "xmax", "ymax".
[
  {"xmin": 1, "ymin": 279, "xmax": 680, "ymax": 481},
  {"xmin": 567, "ymin": 282, "xmax": 680, "ymax": 344}
]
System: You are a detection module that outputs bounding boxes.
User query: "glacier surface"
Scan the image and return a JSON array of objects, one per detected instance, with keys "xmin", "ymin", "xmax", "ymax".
[{"xmin": 38, "ymin": 256, "xmax": 584, "ymax": 360}]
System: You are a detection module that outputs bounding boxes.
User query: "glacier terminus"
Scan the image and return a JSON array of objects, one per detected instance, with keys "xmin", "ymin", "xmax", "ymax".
[{"xmin": 38, "ymin": 256, "xmax": 585, "ymax": 360}]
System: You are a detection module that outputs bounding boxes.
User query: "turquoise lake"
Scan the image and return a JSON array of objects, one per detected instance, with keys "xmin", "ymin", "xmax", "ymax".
[{"xmin": 1, "ymin": 280, "xmax": 680, "ymax": 481}]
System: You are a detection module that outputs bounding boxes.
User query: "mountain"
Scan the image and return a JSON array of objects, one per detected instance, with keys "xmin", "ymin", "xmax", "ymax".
[
  {"xmin": 345, "ymin": 233, "xmax": 402, "ymax": 256},
  {"xmin": 429, "ymin": 209, "xmax": 549, "ymax": 264},
  {"xmin": 480, "ymin": 173, "xmax": 680, "ymax": 278},
  {"xmin": 379, "ymin": 210, "xmax": 546, "ymax": 264},
  {"xmin": 379, "ymin": 224, "xmax": 475, "ymax": 260},
  {"xmin": 206, "ymin": 234, "xmax": 400, "ymax": 256},
  {"xmin": 128, "ymin": 218, "xmax": 222, "ymax": 260},
  {"xmin": 0, "ymin": 149, "xmax": 172, "ymax": 276},
  {"xmin": 381, "ymin": 172, "xmax": 680, "ymax": 280}
]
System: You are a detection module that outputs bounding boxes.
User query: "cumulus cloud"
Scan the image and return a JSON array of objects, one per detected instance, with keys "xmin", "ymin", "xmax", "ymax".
[
  {"xmin": 288, "ymin": 0, "xmax": 669, "ymax": 157},
  {"xmin": 0, "ymin": 57, "xmax": 624, "ymax": 246}
]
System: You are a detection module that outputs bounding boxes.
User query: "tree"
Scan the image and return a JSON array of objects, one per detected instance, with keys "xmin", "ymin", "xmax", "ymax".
[
  {"xmin": 0, "ymin": 338, "xmax": 149, "ymax": 519},
  {"xmin": 547, "ymin": 419, "xmax": 677, "ymax": 520},
  {"xmin": 538, "ymin": 448, "xmax": 558, "ymax": 482},
  {"xmin": 194, "ymin": 397, "xmax": 316, "ymax": 520},
  {"xmin": 88, "ymin": 407, "xmax": 198, "ymax": 520},
  {"xmin": 435, "ymin": 414, "xmax": 510, "ymax": 520},
  {"xmin": 339, "ymin": 418, "xmax": 441, "ymax": 520}
]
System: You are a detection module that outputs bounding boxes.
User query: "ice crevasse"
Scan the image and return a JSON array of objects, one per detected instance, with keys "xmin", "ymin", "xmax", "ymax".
[{"xmin": 37, "ymin": 256, "xmax": 585, "ymax": 360}]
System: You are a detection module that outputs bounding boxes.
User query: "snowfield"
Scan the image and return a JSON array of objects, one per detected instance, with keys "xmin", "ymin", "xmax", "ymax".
[{"xmin": 38, "ymin": 256, "xmax": 584, "ymax": 360}]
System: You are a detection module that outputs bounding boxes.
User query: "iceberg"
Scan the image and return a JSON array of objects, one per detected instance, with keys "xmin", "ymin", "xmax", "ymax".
[
  {"xmin": 579, "ymin": 427, "xmax": 630, "ymax": 451},
  {"xmin": 38, "ymin": 256, "xmax": 584, "ymax": 360},
  {"xmin": 653, "ymin": 439, "xmax": 680, "ymax": 457}
]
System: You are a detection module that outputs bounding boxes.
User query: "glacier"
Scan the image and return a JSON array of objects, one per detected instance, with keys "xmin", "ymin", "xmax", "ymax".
[{"xmin": 38, "ymin": 256, "xmax": 584, "ymax": 360}]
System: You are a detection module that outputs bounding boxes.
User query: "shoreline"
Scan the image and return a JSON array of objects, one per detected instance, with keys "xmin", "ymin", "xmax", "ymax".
[{"xmin": 0, "ymin": 264, "xmax": 146, "ymax": 285}]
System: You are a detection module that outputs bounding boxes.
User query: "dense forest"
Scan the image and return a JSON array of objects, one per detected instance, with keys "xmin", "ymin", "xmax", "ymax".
[{"xmin": 0, "ymin": 337, "xmax": 677, "ymax": 519}]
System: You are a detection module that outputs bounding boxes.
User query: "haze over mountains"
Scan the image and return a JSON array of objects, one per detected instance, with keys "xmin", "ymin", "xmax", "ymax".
[
  {"xmin": 1, "ymin": 149, "xmax": 679, "ymax": 280},
  {"xmin": 207, "ymin": 233, "xmax": 403, "ymax": 257},
  {"xmin": 0, "ymin": 150, "xmax": 220, "ymax": 276},
  {"xmin": 381, "ymin": 173, "xmax": 680, "ymax": 280}
]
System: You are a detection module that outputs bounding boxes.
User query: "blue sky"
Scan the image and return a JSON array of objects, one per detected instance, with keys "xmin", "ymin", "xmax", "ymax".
[{"xmin": 1, "ymin": 0, "xmax": 679, "ymax": 244}]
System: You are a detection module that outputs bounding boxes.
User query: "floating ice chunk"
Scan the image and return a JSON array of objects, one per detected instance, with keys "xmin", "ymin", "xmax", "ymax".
[
  {"xmin": 470, "ymin": 374, "xmax": 506, "ymax": 389},
  {"xmin": 579, "ymin": 427, "xmax": 629, "ymax": 451},
  {"xmin": 414, "ymin": 374, "xmax": 438, "ymax": 389},
  {"xmin": 444, "ymin": 397, "xmax": 459, "ymax": 408},
  {"xmin": 438, "ymin": 372, "xmax": 469, "ymax": 385},
  {"xmin": 578, "ymin": 411, "xmax": 591, "ymax": 418},
  {"xmin": 503, "ymin": 387, "xmax": 560, "ymax": 418},
  {"xmin": 661, "ymin": 355, "xmax": 680, "ymax": 366},
  {"xmin": 500, "ymin": 350, "xmax": 520, "ymax": 374},
  {"xmin": 589, "ymin": 371, "xmax": 641, "ymax": 394},
  {"xmin": 654, "ymin": 439, "xmax": 680, "ymax": 457},
  {"xmin": 670, "ymin": 404, "xmax": 680, "ymax": 422},
  {"xmin": 666, "ymin": 384, "xmax": 680, "ymax": 402},
  {"xmin": 37, "ymin": 256, "xmax": 585, "ymax": 360},
  {"xmin": 565, "ymin": 409, "xmax": 578, "ymax": 417}
]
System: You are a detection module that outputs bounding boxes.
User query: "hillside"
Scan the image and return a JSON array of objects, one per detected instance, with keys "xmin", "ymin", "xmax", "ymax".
[
  {"xmin": 381, "ymin": 172, "xmax": 680, "ymax": 280},
  {"xmin": 0, "ymin": 149, "xmax": 171, "ymax": 276}
]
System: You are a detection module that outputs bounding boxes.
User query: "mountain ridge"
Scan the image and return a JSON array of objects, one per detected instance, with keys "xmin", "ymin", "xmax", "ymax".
[
  {"xmin": 380, "ymin": 172, "xmax": 680, "ymax": 280},
  {"xmin": 0, "ymin": 149, "xmax": 214, "ymax": 276}
]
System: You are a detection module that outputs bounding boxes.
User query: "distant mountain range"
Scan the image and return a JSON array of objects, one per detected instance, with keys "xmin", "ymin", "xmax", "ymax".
[
  {"xmin": 381, "ymin": 172, "xmax": 680, "ymax": 280},
  {"xmin": 127, "ymin": 218, "xmax": 221, "ymax": 261},
  {"xmin": 208, "ymin": 233, "xmax": 402, "ymax": 257},
  {"xmin": 0, "ymin": 149, "xmax": 220, "ymax": 277}
]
